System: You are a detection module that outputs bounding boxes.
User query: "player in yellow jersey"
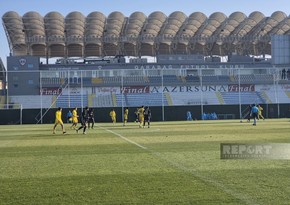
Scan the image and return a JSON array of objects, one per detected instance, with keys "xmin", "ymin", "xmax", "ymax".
[
  {"xmin": 138, "ymin": 106, "xmax": 145, "ymax": 128},
  {"xmin": 53, "ymin": 107, "xmax": 66, "ymax": 134},
  {"xmin": 109, "ymin": 109, "xmax": 116, "ymax": 124},
  {"xmin": 71, "ymin": 107, "xmax": 79, "ymax": 129},
  {"xmin": 123, "ymin": 107, "xmax": 129, "ymax": 126},
  {"xmin": 258, "ymin": 105, "xmax": 265, "ymax": 120}
]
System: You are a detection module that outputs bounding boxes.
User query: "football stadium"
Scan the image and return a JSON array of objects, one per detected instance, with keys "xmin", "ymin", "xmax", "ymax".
[{"xmin": 0, "ymin": 10, "xmax": 290, "ymax": 205}]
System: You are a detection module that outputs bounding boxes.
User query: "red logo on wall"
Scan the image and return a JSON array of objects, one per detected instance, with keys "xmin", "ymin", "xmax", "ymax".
[
  {"xmin": 121, "ymin": 86, "xmax": 150, "ymax": 94},
  {"xmin": 228, "ymin": 84, "xmax": 255, "ymax": 92},
  {"xmin": 40, "ymin": 88, "xmax": 62, "ymax": 95}
]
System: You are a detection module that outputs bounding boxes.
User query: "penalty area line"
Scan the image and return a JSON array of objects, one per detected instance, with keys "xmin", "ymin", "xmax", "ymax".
[{"xmin": 97, "ymin": 126, "xmax": 147, "ymax": 150}]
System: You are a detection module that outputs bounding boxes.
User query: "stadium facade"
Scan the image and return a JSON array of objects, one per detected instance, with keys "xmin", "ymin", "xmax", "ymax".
[{"xmin": 1, "ymin": 11, "xmax": 290, "ymax": 124}]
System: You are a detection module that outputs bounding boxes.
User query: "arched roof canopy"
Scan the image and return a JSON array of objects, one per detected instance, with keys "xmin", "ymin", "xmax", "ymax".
[
  {"xmin": 85, "ymin": 11, "xmax": 106, "ymax": 43},
  {"xmin": 160, "ymin": 11, "xmax": 187, "ymax": 45},
  {"xmin": 123, "ymin": 12, "xmax": 146, "ymax": 55},
  {"xmin": 2, "ymin": 11, "xmax": 26, "ymax": 55},
  {"xmin": 65, "ymin": 11, "xmax": 85, "ymax": 57},
  {"xmin": 178, "ymin": 12, "xmax": 207, "ymax": 45},
  {"xmin": 266, "ymin": 11, "xmax": 288, "ymax": 35},
  {"xmin": 126, "ymin": 12, "xmax": 146, "ymax": 35},
  {"xmin": 22, "ymin": 11, "xmax": 46, "ymax": 56},
  {"xmin": 104, "ymin": 11, "xmax": 125, "ymax": 39},
  {"xmin": 198, "ymin": 12, "xmax": 227, "ymax": 45},
  {"xmin": 141, "ymin": 11, "xmax": 166, "ymax": 45},
  {"xmin": 44, "ymin": 12, "xmax": 65, "ymax": 44},
  {"xmin": 44, "ymin": 12, "xmax": 65, "ymax": 57},
  {"xmin": 223, "ymin": 12, "xmax": 247, "ymax": 36},
  {"xmin": 3, "ymin": 10, "xmax": 290, "ymax": 58},
  {"xmin": 103, "ymin": 11, "xmax": 125, "ymax": 56},
  {"xmin": 22, "ymin": 11, "xmax": 45, "ymax": 41},
  {"xmin": 84, "ymin": 12, "xmax": 106, "ymax": 57},
  {"xmin": 238, "ymin": 11, "xmax": 265, "ymax": 36}
]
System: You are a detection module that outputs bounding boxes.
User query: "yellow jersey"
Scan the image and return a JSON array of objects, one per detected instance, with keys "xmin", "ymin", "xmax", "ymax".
[
  {"xmin": 55, "ymin": 110, "xmax": 63, "ymax": 124},
  {"xmin": 72, "ymin": 109, "xmax": 78, "ymax": 123},
  {"xmin": 138, "ymin": 107, "xmax": 145, "ymax": 117},
  {"xmin": 110, "ymin": 110, "xmax": 116, "ymax": 118}
]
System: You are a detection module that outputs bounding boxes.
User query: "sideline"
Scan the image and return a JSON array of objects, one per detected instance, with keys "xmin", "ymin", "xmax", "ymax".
[{"xmin": 97, "ymin": 125, "xmax": 147, "ymax": 150}]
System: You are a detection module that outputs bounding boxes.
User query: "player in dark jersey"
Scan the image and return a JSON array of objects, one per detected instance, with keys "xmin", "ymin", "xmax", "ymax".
[
  {"xmin": 143, "ymin": 106, "xmax": 151, "ymax": 128},
  {"xmin": 123, "ymin": 107, "xmax": 129, "ymax": 126},
  {"xmin": 134, "ymin": 108, "xmax": 139, "ymax": 123},
  {"xmin": 88, "ymin": 108, "xmax": 95, "ymax": 129},
  {"xmin": 246, "ymin": 104, "xmax": 252, "ymax": 122},
  {"xmin": 76, "ymin": 106, "xmax": 89, "ymax": 134}
]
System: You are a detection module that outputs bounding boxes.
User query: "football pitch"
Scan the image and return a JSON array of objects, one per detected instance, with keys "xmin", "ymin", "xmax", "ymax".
[{"xmin": 1, "ymin": 119, "xmax": 290, "ymax": 205}]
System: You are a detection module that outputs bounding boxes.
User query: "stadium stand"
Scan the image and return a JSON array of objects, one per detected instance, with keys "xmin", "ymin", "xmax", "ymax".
[
  {"xmin": 123, "ymin": 76, "xmax": 146, "ymax": 85},
  {"xmin": 115, "ymin": 93, "xmax": 168, "ymax": 107},
  {"xmin": 56, "ymin": 95, "xmax": 88, "ymax": 108},
  {"xmin": 163, "ymin": 75, "xmax": 184, "ymax": 84},
  {"xmin": 10, "ymin": 96, "xmax": 53, "ymax": 109},
  {"xmin": 2, "ymin": 10, "xmax": 290, "ymax": 122},
  {"xmin": 220, "ymin": 92, "xmax": 265, "ymax": 105},
  {"xmin": 147, "ymin": 76, "xmax": 162, "ymax": 85},
  {"xmin": 263, "ymin": 90, "xmax": 290, "ymax": 104},
  {"xmin": 169, "ymin": 92, "xmax": 221, "ymax": 105},
  {"xmin": 103, "ymin": 76, "xmax": 122, "ymax": 84},
  {"xmin": 233, "ymin": 74, "xmax": 274, "ymax": 84},
  {"xmin": 185, "ymin": 75, "xmax": 200, "ymax": 84},
  {"xmin": 92, "ymin": 95, "xmax": 114, "ymax": 107},
  {"xmin": 254, "ymin": 74, "xmax": 274, "ymax": 83},
  {"xmin": 233, "ymin": 75, "xmax": 255, "ymax": 82}
]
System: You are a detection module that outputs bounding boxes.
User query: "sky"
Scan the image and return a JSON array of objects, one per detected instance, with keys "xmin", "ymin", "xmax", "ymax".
[{"xmin": 0, "ymin": 0, "xmax": 290, "ymax": 68}]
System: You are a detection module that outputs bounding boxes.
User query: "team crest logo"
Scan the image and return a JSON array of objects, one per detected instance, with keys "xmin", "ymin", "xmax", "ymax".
[{"xmin": 19, "ymin": 58, "xmax": 26, "ymax": 66}]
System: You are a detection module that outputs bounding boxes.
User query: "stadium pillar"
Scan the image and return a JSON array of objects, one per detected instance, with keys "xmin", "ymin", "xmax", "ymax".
[
  {"xmin": 238, "ymin": 67, "xmax": 242, "ymax": 120},
  {"xmin": 121, "ymin": 72, "xmax": 124, "ymax": 122},
  {"xmin": 40, "ymin": 71, "xmax": 43, "ymax": 124},
  {"xmin": 199, "ymin": 68, "xmax": 204, "ymax": 119},
  {"xmin": 273, "ymin": 71, "xmax": 280, "ymax": 118},
  {"xmin": 81, "ymin": 71, "xmax": 83, "ymax": 109},
  {"xmin": 68, "ymin": 71, "xmax": 70, "ymax": 108},
  {"xmin": 161, "ymin": 70, "xmax": 164, "ymax": 121},
  {"xmin": 6, "ymin": 71, "xmax": 9, "ymax": 108}
]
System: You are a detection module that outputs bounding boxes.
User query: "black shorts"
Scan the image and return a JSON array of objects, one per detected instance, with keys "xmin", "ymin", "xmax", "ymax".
[
  {"xmin": 144, "ymin": 115, "xmax": 151, "ymax": 122},
  {"xmin": 81, "ymin": 118, "xmax": 88, "ymax": 125},
  {"xmin": 252, "ymin": 113, "xmax": 258, "ymax": 119}
]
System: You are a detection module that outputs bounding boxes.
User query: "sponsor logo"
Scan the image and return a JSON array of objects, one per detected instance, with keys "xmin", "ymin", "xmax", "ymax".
[
  {"xmin": 221, "ymin": 143, "xmax": 290, "ymax": 159},
  {"xmin": 40, "ymin": 88, "xmax": 62, "ymax": 95},
  {"xmin": 19, "ymin": 58, "xmax": 26, "ymax": 66},
  {"xmin": 121, "ymin": 86, "xmax": 150, "ymax": 94},
  {"xmin": 281, "ymin": 85, "xmax": 290, "ymax": 90},
  {"xmin": 228, "ymin": 84, "xmax": 255, "ymax": 92},
  {"xmin": 70, "ymin": 87, "xmax": 80, "ymax": 95},
  {"xmin": 97, "ymin": 87, "xmax": 119, "ymax": 93},
  {"xmin": 151, "ymin": 85, "xmax": 228, "ymax": 93},
  {"xmin": 134, "ymin": 64, "xmax": 245, "ymax": 70}
]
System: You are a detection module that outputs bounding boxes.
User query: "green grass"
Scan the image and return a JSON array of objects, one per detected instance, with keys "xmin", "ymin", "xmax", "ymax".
[{"xmin": 1, "ymin": 119, "xmax": 290, "ymax": 204}]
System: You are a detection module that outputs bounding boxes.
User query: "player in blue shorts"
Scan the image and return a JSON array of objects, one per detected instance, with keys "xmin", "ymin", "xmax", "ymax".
[{"xmin": 250, "ymin": 104, "xmax": 259, "ymax": 126}]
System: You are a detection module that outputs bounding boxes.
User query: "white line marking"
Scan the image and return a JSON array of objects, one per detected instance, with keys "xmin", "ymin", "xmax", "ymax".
[
  {"xmin": 97, "ymin": 126, "xmax": 147, "ymax": 150},
  {"xmin": 99, "ymin": 125, "xmax": 257, "ymax": 205},
  {"xmin": 151, "ymin": 151, "xmax": 257, "ymax": 205}
]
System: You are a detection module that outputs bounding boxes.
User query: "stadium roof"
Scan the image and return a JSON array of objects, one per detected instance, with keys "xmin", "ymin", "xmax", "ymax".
[{"xmin": 2, "ymin": 11, "xmax": 290, "ymax": 58}]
